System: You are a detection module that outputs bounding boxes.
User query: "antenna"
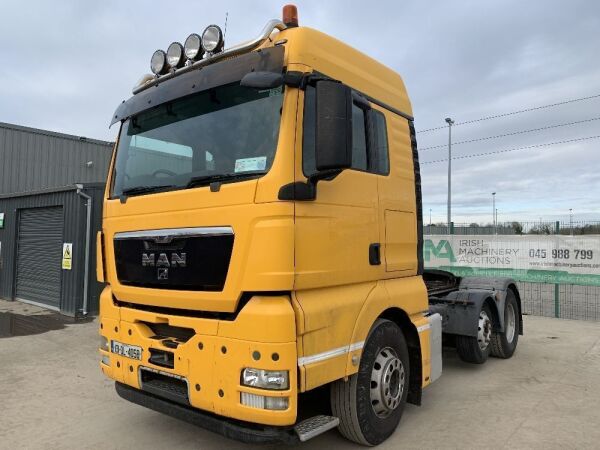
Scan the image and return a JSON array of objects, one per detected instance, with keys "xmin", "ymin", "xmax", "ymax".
[{"xmin": 223, "ymin": 12, "xmax": 229, "ymax": 45}]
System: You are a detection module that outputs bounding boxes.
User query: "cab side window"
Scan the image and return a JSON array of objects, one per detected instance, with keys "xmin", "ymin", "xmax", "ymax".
[
  {"xmin": 351, "ymin": 104, "xmax": 368, "ymax": 171},
  {"xmin": 303, "ymin": 85, "xmax": 389, "ymax": 176},
  {"xmin": 370, "ymin": 110, "xmax": 389, "ymax": 175}
]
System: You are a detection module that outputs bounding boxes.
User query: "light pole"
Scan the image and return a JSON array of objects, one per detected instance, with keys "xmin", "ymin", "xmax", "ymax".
[
  {"xmin": 429, "ymin": 208, "xmax": 432, "ymax": 227},
  {"xmin": 492, "ymin": 192, "xmax": 496, "ymax": 234},
  {"xmin": 569, "ymin": 208, "xmax": 573, "ymax": 236},
  {"xmin": 445, "ymin": 118, "xmax": 454, "ymax": 232}
]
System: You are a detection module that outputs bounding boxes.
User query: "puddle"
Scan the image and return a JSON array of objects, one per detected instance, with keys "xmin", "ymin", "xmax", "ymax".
[{"xmin": 0, "ymin": 311, "xmax": 71, "ymax": 338}]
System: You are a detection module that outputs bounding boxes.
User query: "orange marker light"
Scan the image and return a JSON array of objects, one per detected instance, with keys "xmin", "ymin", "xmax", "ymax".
[{"xmin": 283, "ymin": 4, "xmax": 299, "ymax": 27}]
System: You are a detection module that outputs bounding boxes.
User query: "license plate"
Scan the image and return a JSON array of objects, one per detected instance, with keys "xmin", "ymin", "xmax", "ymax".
[{"xmin": 111, "ymin": 340, "xmax": 142, "ymax": 360}]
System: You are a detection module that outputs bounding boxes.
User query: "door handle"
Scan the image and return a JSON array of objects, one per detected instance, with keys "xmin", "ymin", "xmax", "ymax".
[{"xmin": 369, "ymin": 243, "xmax": 381, "ymax": 265}]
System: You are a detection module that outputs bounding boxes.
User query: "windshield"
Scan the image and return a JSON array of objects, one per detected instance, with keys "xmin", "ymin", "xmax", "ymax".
[{"xmin": 111, "ymin": 82, "xmax": 284, "ymax": 198}]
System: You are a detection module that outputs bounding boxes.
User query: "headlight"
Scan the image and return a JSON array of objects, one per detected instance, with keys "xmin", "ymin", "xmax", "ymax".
[
  {"xmin": 150, "ymin": 49, "xmax": 168, "ymax": 75},
  {"xmin": 166, "ymin": 42, "xmax": 185, "ymax": 68},
  {"xmin": 201, "ymin": 25, "xmax": 224, "ymax": 53},
  {"xmin": 184, "ymin": 33, "xmax": 204, "ymax": 61},
  {"xmin": 100, "ymin": 335, "xmax": 109, "ymax": 351},
  {"xmin": 241, "ymin": 368, "xmax": 289, "ymax": 390}
]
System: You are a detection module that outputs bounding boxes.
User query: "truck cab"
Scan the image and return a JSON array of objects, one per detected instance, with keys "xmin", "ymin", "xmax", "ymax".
[{"xmin": 98, "ymin": 6, "xmax": 521, "ymax": 445}]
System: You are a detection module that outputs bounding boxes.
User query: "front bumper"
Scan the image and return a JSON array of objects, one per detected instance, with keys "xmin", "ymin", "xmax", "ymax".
[
  {"xmin": 115, "ymin": 382, "xmax": 299, "ymax": 445},
  {"xmin": 99, "ymin": 287, "xmax": 298, "ymax": 427}
]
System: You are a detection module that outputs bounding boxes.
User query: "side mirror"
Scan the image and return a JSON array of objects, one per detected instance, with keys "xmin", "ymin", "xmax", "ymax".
[
  {"xmin": 315, "ymin": 81, "xmax": 353, "ymax": 172},
  {"xmin": 240, "ymin": 71, "xmax": 284, "ymax": 89}
]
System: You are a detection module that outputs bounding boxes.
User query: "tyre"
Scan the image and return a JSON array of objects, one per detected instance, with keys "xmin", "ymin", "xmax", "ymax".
[
  {"xmin": 330, "ymin": 319, "xmax": 409, "ymax": 446},
  {"xmin": 490, "ymin": 289, "xmax": 520, "ymax": 358},
  {"xmin": 456, "ymin": 303, "xmax": 493, "ymax": 364}
]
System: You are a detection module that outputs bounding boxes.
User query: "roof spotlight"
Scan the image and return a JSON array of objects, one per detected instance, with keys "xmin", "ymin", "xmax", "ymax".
[
  {"xmin": 150, "ymin": 50, "xmax": 168, "ymax": 75},
  {"xmin": 184, "ymin": 33, "xmax": 204, "ymax": 61},
  {"xmin": 166, "ymin": 42, "xmax": 185, "ymax": 68},
  {"xmin": 201, "ymin": 25, "xmax": 224, "ymax": 54}
]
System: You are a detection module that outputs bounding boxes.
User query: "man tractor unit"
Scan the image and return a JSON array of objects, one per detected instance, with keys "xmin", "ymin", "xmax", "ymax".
[{"xmin": 98, "ymin": 5, "xmax": 522, "ymax": 445}]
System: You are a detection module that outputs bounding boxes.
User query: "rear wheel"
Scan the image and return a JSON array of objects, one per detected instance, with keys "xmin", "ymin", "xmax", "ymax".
[
  {"xmin": 456, "ymin": 303, "xmax": 493, "ymax": 364},
  {"xmin": 491, "ymin": 289, "xmax": 520, "ymax": 358},
  {"xmin": 331, "ymin": 319, "xmax": 409, "ymax": 446}
]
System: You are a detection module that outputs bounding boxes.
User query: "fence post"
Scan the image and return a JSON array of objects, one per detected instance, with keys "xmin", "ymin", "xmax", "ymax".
[
  {"xmin": 449, "ymin": 221, "xmax": 454, "ymax": 235},
  {"xmin": 554, "ymin": 221, "xmax": 560, "ymax": 318}
]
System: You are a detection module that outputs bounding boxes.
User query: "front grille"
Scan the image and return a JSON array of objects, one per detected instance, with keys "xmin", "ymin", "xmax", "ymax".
[
  {"xmin": 140, "ymin": 368, "xmax": 189, "ymax": 405},
  {"xmin": 114, "ymin": 227, "xmax": 234, "ymax": 291}
]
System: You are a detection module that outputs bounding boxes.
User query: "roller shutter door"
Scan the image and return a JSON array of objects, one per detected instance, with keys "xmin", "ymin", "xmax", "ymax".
[{"xmin": 15, "ymin": 206, "xmax": 64, "ymax": 309}]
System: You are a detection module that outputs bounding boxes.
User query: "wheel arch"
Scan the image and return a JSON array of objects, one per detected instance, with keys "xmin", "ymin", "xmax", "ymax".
[
  {"xmin": 483, "ymin": 296, "xmax": 501, "ymax": 333},
  {"xmin": 344, "ymin": 280, "xmax": 428, "ymax": 406},
  {"xmin": 378, "ymin": 308, "xmax": 422, "ymax": 406},
  {"xmin": 507, "ymin": 282, "xmax": 524, "ymax": 335}
]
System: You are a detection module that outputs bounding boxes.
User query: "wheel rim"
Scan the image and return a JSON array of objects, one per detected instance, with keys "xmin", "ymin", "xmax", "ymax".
[
  {"xmin": 477, "ymin": 311, "xmax": 492, "ymax": 351},
  {"xmin": 505, "ymin": 303, "xmax": 516, "ymax": 343},
  {"xmin": 370, "ymin": 347, "xmax": 405, "ymax": 418}
]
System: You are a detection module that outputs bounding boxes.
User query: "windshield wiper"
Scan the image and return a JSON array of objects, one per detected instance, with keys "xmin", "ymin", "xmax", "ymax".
[
  {"xmin": 186, "ymin": 171, "xmax": 266, "ymax": 189},
  {"xmin": 119, "ymin": 184, "xmax": 176, "ymax": 202}
]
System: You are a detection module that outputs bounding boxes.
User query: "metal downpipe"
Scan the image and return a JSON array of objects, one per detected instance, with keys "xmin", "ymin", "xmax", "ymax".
[{"xmin": 75, "ymin": 184, "xmax": 92, "ymax": 316}]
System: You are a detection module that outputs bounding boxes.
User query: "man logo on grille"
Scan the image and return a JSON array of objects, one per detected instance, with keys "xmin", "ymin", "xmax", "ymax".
[
  {"xmin": 142, "ymin": 252, "xmax": 187, "ymax": 267},
  {"xmin": 157, "ymin": 268, "xmax": 169, "ymax": 280}
]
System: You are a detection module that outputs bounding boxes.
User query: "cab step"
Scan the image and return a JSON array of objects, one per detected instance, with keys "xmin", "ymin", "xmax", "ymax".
[{"xmin": 294, "ymin": 415, "xmax": 340, "ymax": 442}]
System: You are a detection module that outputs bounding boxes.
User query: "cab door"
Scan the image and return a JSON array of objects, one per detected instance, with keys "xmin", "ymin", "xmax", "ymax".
[
  {"xmin": 294, "ymin": 84, "xmax": 381, "ymax": 290},
  {"xmin": 376, "ymin": 111, "xmax": 418, "ymax": 274}
]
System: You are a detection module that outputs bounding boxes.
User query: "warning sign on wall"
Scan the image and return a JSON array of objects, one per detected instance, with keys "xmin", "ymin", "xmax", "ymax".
[{"xmin": 62, "ymin": 243, "xmax": 73, "ymax": 270}]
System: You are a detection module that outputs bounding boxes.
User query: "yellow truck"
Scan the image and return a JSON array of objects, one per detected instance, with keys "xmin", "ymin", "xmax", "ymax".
[{"xmin": 98, "ymin": 5, "xmax": 523, "ymax": 445}]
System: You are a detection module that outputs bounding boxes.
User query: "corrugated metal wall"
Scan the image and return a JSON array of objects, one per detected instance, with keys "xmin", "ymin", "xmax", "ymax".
[
  {"xmin": 0, "ymin": 184, "xmax": 105, "ymax": 316},
  {"xmin": 0, "ymin": 122, "xmax": 113, "ymax": 195}
]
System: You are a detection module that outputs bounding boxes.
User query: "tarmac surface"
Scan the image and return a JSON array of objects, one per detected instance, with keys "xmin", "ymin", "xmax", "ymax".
[{"xmin": 1, "ymin": 298, "xmax": 599, "ymax": 450}]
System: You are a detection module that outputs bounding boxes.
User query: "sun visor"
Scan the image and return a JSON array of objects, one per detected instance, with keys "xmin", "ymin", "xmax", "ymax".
[{"xmin": 110, "ymin": 46, "xmax": 284, "ymax": 127}]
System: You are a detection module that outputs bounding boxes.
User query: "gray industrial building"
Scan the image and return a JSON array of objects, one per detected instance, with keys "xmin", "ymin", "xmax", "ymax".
[{"xmin": 0, "ymin": 122, "xmax": 113, "ymax": 316}]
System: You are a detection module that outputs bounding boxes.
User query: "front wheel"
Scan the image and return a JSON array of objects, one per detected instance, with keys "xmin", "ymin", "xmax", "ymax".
[{"xmin": 331, "ymin": 319, "xmax": 409, "ymax": 446}]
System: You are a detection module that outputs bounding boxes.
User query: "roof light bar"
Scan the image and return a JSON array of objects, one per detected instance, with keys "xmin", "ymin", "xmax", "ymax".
[{"xmin": 134, "ymin": 19, "xmax": 288, "ymax": 94}]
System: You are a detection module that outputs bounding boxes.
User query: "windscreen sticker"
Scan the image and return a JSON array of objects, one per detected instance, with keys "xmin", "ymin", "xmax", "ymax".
[{"xmin": 235, "ymin": 156, "xmax": 267, "ymax": 173}]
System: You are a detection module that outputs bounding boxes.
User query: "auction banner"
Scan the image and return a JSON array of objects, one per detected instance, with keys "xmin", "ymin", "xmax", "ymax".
[{"xmin": 424, "ymin": 235, "xmax": 600, "ymax": 286}]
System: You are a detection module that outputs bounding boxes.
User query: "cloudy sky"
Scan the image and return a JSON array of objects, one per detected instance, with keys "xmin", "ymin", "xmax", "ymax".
[{"xmin": 1, "ymin": 0, "xmax": 599, "ymax": 223}]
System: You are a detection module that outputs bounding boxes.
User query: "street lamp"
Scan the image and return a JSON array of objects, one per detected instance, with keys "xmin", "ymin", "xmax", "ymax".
[
  {"xmin": 445, "ymin": 117, "xmax": 454, "ymax": 232},
  {"xmin": 569, "ymin": 208, "xmax": 573, "ymax": 236},
  {"xmin": 492, "ymin": 192, "xmax": 496, "ymax": 234},
  {"xmin": 429, "ymin": 208, "xmax": 432, "ymax": 227}
]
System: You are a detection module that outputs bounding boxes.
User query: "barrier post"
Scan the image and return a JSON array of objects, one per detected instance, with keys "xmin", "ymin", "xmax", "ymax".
[{"xmin": 554, "ymin": 221, "xmax": 560, "ymax": 318}]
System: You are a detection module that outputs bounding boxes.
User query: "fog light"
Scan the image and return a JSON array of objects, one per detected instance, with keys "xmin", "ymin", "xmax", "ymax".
[
  {"xmin": 100, "ymin": 335, "xmax": 109, "ymax": 351},
  {"xmin": 150, "ymin": 49, "xmax": 168, "ymax": 75},
  {"xmin": 265, "ymin": 396, "xmax": 289, "ymax": 411},
  {"xmin": 242, "ymin": 368, "xmax": 289, "ymax": 390},
  {"xmin": 240, "ymin": 392, "xmax": 289, "ymax": 411},
  {"xmin": 166, "ymin": 42, "xmax": 185, "ymax": 68},
  {"xmin": 184, "ymin": 33, "xmax": 204, "ymax": 60},
  {"xmin": 201, "ymin": 25, "xmax": 224, "ymax": 53},
  {"xmin": 101, "ymin": 355, "xmax": 111, "ymax": 366}
]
